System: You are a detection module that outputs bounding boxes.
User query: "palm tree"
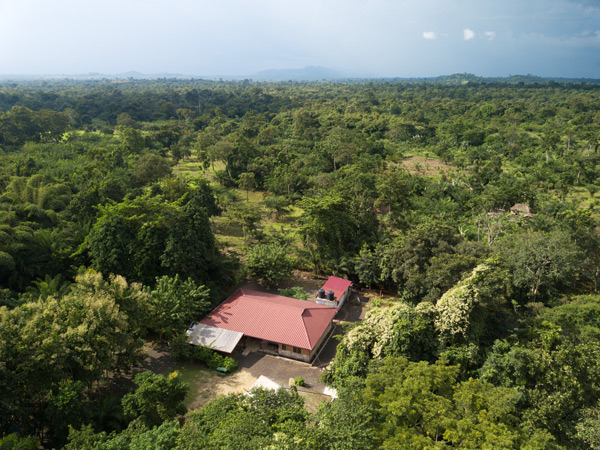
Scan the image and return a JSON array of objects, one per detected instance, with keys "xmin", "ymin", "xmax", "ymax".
[{"xmin": 26, "ymin": 274, "xmax": 69, "ymax": 300}]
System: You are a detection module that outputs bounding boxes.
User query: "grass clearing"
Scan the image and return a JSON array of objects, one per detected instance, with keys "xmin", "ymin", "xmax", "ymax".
[
  {"xmin": 172, "ymin": 158, "xmax": 207, "ymax": 178},
  {"xmin": 173, "ymin": 158, "xmax": 227, "ymax": 180},
  {"xmin": 173, "ymin": 157, "xmax": 306, "ymax": 255},
  {"xmin": 566, "ymin": 186, "xmax": 600, "ymax": 220},
  {"xmin": 399, "ymin": 155, "xmax": 460, "ymax": 177},
  {"xmin": 175, "ymin": 365, "xmax": 214, "ymax": 407},
  {"xmin": 186, "ymin": 369, "xmax": 257, "ymax": 410},
  {"xmin": 212, "ymin": 188, "xmax": 305, "ymax": 253},
  {"xmin": 178, "ymin": 364, "xmax": 331, "ymax": 413}
]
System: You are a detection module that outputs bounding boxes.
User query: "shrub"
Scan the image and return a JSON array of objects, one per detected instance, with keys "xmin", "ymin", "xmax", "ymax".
[
  {"xmin": 279, "ymin": 286, "xmax": 310, "ymax": 301},
  {"xmin": 294, "ymin": 376, "xmax": 306, "ymax": 387},
  {"xmin": 171, "ymin": 332, "xmax": 194, "ymax": 360},
  {"xmin": 220, "ymin": 356, "xmax": 238, "ymax": 373}
]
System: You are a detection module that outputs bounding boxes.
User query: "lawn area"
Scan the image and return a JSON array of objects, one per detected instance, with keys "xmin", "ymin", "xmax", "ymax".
[
  {"xmin": 566, "ymin": 185, "xmax": 600, "ymax": 219},
  {"xmin": 184, "ymin": 368, "xmax": 256, "ymax": 410},
  {"xmin": 212, "ymin": 217, "xmax": 246, "ymax": 250},
  {"xmin": 172, "ymin": 158, "xmax": 207, "ymax": 178},
  {"xmin": 172, "ymin": 364, "xmax": 214, "ymax": 407},
  {"xmin": 171, "ymin": 362, "xmax": 330, "ymax": 413},
  {"xmin": 211, "ymin": 188, "xmax": 305, "ymax": 254},
  {"xmin": 172, "ymin": 157, "xmax": 315, "ymax": 269},
  {"xmin": 173, "ymin": 157, "xmax": 306, "ymax": 253},
  {"xmin": 399, "ymin": 155, "xmax": 456, "ymax": 176},
  {"xmin": 297, "ymin": 389, "xmax": 333, "ymax": 414}
]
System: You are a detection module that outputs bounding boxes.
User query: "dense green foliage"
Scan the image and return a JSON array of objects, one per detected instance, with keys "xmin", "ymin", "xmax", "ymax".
[
  {"xmin": 0, "ymin": 271, "xmax": 144, "ymax": 445},
  {"xmin": 279, "ymin": 286, "xmax": 311, "ymax": 300},
  {"xmin": 2, "ymin": 77, "xmax": 600, "ymax": 448},
  {"xmin": 245, "ymin": 241, "xmax": 294, "ymax": 286},
  {"xmin": 144, "ymin": 275, "xmax": 210, "ymax": 339},
  {"xmin": 87, "ymin": 194, "xmax": 220, "ymax": 287},
  {"xmin": 121, "ymin": 371, "xmax": 188, "ymax": 428}
]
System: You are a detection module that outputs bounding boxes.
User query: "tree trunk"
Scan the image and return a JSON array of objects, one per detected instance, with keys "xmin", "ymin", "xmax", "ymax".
[{"xmin": 532, "ymin": 277, "xmax": 541, "ymax": 301}]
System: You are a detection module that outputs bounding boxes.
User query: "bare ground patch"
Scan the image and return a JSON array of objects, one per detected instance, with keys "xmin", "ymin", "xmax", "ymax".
[
  {"xmin": 297, "ymin": 389, "xmax": 333, "ymax": 414},
  {"xmin": 187, "ymin": 369, "xmax": 257, "ymax": 410},
  {"xmin": 399, "ymin": 156, "xmax": 456, "ymax": 176}
]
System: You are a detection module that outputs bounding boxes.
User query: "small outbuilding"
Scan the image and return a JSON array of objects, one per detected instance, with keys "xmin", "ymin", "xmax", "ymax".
[{"xmin": 316, "ymin": 276, "xmax": 353, "ymax": 309}]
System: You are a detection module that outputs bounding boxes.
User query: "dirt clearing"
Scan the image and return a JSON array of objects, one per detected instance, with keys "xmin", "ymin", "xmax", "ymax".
[
  {"xmin": 186, "ymin": 369, "xmax": 257, "ymax": 410},
  {"xmin": 399, "ymin": 155, "xmax": 456, "ymax": 176}
]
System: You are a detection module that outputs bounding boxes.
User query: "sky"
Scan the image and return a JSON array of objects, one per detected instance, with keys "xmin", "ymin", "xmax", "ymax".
[{"xmin": 0, "ymin": 0, "xmax": 598, "ymax": 78}]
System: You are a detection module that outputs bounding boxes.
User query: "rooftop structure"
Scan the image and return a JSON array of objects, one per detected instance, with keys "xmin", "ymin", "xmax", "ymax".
[
  {"xmin": 321, "ymin": 276, "xmax": 353, "ymax": 302},
  {"xmin": 200, "ymin": 289, "xmax": 337, "ymax": 352}
]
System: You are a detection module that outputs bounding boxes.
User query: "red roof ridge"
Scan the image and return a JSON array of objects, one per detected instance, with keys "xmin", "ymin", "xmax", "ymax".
[
  {"xmin": 237, "ymin": 288, "xmax": 334, "ymax": 310},
  {"xmin": 300, "ymin": 314, "xmax": 312, "ymax": 347}
]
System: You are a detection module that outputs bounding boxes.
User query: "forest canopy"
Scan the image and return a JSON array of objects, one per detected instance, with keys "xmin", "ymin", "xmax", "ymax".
[{"xmin": 1, "ymin": 77, "xmax": 600, "ymax": 448}]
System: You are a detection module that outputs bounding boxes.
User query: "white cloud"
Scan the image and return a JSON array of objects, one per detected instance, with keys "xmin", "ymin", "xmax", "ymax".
[
  {"xmin": 423, "ymin": 31, "xmax": 436, "ymax": 39},
  {"xmin": 485, "ymin": 31, "xmax": 496, "ymax": 40},
  {"xmin": 464, "ymin": 28, "xmax": 475, "ymax": 40}
]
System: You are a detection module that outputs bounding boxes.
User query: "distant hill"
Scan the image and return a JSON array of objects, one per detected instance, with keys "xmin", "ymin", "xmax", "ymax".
[
  {"xmin": 403, "ymin": 73, "xmax": 600, "ymax": 85},
  {"xmin": 250, "ymin": 66, "xmax": 347, "ymax": 81}
]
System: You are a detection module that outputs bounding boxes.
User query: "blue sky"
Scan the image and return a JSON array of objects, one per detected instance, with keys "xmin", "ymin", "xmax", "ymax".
[{"xmin": 0, "ymin": 0, "xmax": 598, "ymax": 77}]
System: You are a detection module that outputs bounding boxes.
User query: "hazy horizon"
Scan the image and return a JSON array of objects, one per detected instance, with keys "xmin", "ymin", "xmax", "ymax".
[
  {"xmin": 1, "ymin": 68, "xmax": 600, "ymax": 82},
  {"xmin": 1, "ymin": 0, "xmax": 599, "ymax": 79}
]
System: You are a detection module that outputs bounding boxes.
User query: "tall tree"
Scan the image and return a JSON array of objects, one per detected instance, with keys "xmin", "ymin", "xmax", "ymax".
[{"xmin": 498, "ymin": 230, "xmax": 583, "ymax": 303}]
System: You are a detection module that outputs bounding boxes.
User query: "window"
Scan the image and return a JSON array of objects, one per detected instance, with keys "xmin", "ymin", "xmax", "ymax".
[
  {"xmin": 293, "ymin": 347, "xmax": 301, "ymax": 354},
  {"xmin": 281, "ymin": 344, "xmax": 288, "ymax": 351}
]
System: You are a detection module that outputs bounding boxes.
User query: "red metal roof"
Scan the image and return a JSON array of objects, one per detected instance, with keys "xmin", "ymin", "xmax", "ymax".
[
  {"xmin": 321, "ymin": 276, "xmax": 353, "ymax": 301},
  {"xmin": 200, "ymin": 289, "xmax": 337, "ymax": 350}
]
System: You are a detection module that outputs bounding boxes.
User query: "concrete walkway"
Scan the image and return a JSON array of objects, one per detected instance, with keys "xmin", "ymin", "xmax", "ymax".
[{"xmin": 234, "ymin": 352, "xmax": 327, "ymax": 391}]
